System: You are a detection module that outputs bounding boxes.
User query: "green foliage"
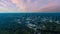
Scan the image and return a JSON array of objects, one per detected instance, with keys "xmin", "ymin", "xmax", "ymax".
[{"xmin": 0, "ymin": 31, "xmax": 10, "ymax": 34}]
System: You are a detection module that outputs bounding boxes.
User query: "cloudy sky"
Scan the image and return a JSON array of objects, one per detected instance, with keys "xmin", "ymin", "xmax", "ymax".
[{"xmin": 0, "ymin": 0, "xmax": 60, "ymax": 12}]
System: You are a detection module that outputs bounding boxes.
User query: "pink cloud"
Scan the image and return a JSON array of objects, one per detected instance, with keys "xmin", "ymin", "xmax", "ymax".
[
  {"xmin": 0, "ymin": 0, "xmax": 60, "ymax": 12},
  {"xmin": 0, "ymin": 0, "xmax": 16, "ymax": 9},
  {"xmin": 11, "ymin": 0, "xmax": 41, "ymax": 11},
  {"xmin": 0, "ymin": 2, "xmax": 8, "ymax": 8},
  {"xmin": 11, "ymin": 0, "xmax": 26, "ymax": 11},
  {"xmin": 39, "ymin": 6, "xmax": 60, "ymax": 12},
  {"xmin": 29, "ymin": 0, "xmax": 60, "ymax": 12}
]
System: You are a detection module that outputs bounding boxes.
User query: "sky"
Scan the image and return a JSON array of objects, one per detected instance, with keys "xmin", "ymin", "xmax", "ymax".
[{"xmin": 0, "ymin": 0, "xmax": 60, "ymax": 13}]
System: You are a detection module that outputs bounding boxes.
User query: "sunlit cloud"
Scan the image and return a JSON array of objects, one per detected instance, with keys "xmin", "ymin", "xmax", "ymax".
[{"xmin": 0, "ymin": 0, "xmax": 60, "ymax": 12}]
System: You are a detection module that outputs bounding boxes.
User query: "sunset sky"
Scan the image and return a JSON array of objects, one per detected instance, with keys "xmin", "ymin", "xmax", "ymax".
[{"xmin": 0, "ymin": 0, "xmax": 60, "ymax": 12}]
